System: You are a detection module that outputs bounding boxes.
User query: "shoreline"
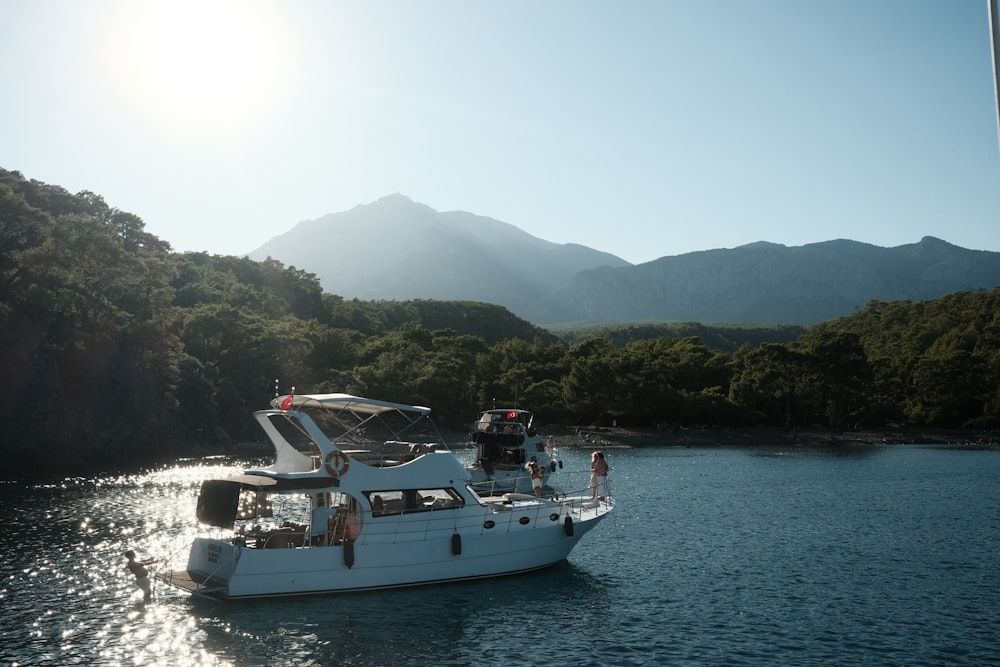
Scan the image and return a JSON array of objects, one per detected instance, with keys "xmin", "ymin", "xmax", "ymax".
[{"xmin": 519, "ymin": 425, "xmax": 1000, "ymax": 449}]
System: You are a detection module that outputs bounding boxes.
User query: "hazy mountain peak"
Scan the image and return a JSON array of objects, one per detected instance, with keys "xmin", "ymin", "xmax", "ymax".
[
  {"xmin": 248, "ymin": 197, "xmax": 630, "ymax": 319},
  {"xmin": 249, "ymin": 197, "xmax": 999, "ymax": 326},
  {"xmin": 344, "ymin": 193, "xmax": 434, "ymax": 219},
  {"xmin": 376, "ymin": 192, "xmax": 414, "ymax": 204},
  {"xmin": 737, "ymin": 240, "xmax": 786, "ymax": 250}
]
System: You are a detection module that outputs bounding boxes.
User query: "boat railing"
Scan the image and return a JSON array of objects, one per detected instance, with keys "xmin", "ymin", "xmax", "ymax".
[
  {"xmin": 197, "ymin": 547, "xmax": 240, "ymax": 591},
  {"xmin": 470, "ymin": 467, "xmax": 596, "ymax": 498},
  {"xmin": 341, "ymin": 441, "xmax": 442, "ymax": 467}
]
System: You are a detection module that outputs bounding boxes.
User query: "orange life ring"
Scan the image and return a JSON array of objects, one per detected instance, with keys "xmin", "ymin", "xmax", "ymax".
[{"xmin": 324, "ymin": 450, "xmax": 350, "ymax": 477}]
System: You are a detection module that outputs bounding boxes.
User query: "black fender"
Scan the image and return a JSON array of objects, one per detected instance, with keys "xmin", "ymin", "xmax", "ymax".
[{"xmin": 343, "ymin": 540, "xmax": 355, "ymax": 568}]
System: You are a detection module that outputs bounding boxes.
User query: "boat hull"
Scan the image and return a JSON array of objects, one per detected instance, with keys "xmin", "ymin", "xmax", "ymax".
[{"xmin": 166, "ymin": 498, "xmax": 609, "ymax": 600}]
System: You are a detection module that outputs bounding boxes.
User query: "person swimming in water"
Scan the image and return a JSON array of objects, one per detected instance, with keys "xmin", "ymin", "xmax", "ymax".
[{"xmin": 124, "ymin": 549, "xmax": 156, "ymax": 602}]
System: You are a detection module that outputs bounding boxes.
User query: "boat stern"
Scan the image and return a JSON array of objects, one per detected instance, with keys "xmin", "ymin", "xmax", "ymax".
[{"xmin": 157, "ymin": 537, "xmax": 237, "ymax": 597}]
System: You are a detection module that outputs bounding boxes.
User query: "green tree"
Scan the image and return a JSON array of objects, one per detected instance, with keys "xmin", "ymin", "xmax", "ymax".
[
  {"xmin": 796, "ymin": 329, "xmax": 873, "ymax": 428},
  {"xmin": 730, "ymin": 343, "xmax": 809, "ymax": 426},
  {"xmin": 561, "ymin": 338, "xmax": 619, "ymax": 425},
  {"xmin": 907, "ymin": 326, "xmax": 986, "ymax": 426}
]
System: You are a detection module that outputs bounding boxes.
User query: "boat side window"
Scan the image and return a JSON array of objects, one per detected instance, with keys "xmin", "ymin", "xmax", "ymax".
[
  {"xmin": 365, "ymin": 488, "xmax": 464, "ymax": 515},
  {"xmin": 411, "ymin": 488, "xmax": 465, "ymax": 511},
  {"xmin": 365, "ymin": 490, "xmax": 404, "ymax": 516}
]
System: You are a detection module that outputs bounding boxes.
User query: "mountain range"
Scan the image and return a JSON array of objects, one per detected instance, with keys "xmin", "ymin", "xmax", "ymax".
[{"xmin": 249, "ymin": 195, "xmax": 1000, "ymax": 325}]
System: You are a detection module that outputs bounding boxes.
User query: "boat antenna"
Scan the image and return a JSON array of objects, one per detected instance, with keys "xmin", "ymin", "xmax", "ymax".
[{"xmin": 274, "ymin": 378, "xmax": 279, "ymax": 398}]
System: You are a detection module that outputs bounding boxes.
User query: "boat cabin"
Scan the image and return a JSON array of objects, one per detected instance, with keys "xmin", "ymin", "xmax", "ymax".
[{"xmin": 195, "ymin": 475, "xmax": 470, "ymax": 552}]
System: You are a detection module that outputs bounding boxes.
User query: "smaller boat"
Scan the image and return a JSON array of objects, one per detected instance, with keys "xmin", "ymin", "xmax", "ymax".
[{"xmin": 466, "ymin": 407, "xmax": 561, "ymax": 495}]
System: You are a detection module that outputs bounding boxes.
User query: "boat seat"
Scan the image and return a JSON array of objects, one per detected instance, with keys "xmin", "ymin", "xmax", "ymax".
[
  {"xmin": 381, "ymin": 499, "xmax": 405, "ymax": 513},
  {"xmin": 264, "ymin": 531, "xmax": 304, "ymax": 549}
]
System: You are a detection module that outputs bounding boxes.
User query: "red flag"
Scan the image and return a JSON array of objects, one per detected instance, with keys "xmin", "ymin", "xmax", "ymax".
[{"xmin": 280, "ymin": 394, "xmax": 294, "ymax": 411}]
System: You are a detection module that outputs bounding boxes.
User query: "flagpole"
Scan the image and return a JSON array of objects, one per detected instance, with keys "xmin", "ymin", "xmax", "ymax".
[{"xmin": 989, "ymin": 0, "xmax": 1000, "ymax": 152}]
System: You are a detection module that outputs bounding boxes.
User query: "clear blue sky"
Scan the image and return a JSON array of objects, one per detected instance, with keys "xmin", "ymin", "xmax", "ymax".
[{"xmin": 3, "ymin": 0, "xmax": 999, "ymax": 265}]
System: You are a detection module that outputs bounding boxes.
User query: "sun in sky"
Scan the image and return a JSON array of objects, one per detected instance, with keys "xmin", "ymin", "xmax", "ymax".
[{"xmin": 109, "ymin": 0, "xmax": 290, "ymax": 126}]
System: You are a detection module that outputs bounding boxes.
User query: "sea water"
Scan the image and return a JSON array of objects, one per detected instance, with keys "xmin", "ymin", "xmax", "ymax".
[{"xmin": 1, "ymin": 443, "xmax": 998, "ymax": 666}]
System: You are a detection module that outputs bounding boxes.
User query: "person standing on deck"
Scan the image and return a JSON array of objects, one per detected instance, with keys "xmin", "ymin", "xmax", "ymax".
[
  {"xmin": 527, "ymin": 461, "xmax": 544, "ymax": 497},
  {"xmin": 591, "ymin": 451, "xmax": 609, "ymax": 500}
]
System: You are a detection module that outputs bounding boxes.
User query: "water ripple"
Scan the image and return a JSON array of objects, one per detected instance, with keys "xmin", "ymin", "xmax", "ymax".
[{"xmin": 1, "ymin": 447, "xmax": 998, "ymax": 665}]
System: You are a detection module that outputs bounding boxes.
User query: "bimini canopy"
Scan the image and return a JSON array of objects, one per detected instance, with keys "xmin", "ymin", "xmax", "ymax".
[
  {"xmin": 270, "ymin": 393, "xmax": 431, "ymax": 415},
  {"xmin": 266, "ymin": 393, "xmax": 437, "ymax": 449}
]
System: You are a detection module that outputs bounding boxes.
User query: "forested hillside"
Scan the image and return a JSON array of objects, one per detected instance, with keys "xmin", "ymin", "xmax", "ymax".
[
  {"xmin": 555, "ymin": 322, "xmax": 807, "ymax": 352},
  {"xmin": 2, "ymin": 168, "xmax": 998, "ymax": 479},
  {"xmin": 0, "ymin": 169, "xmax": 553, "ymax": 477}
]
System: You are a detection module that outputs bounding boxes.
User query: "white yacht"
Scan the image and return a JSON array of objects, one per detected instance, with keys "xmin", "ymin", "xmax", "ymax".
[{"xmin": 157, "ymin": 393, "xmax": 612, "ymax": 600}]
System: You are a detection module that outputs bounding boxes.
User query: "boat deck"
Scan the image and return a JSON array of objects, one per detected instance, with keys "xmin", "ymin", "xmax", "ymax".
[{"xmin": 156, "ymin": 569, "xmax": 227, "ymax": 596}]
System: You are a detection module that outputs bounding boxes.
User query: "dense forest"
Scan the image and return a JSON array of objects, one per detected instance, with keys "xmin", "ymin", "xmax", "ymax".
[{"xmin": 3, "ymin": 168, "xmax": 999, "ymax": 479}]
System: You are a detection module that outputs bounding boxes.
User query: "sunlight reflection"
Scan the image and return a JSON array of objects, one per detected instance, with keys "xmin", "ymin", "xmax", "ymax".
[{"xmin": 4, "ymin": 455, "xmax": 609, "ymax": 665}]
